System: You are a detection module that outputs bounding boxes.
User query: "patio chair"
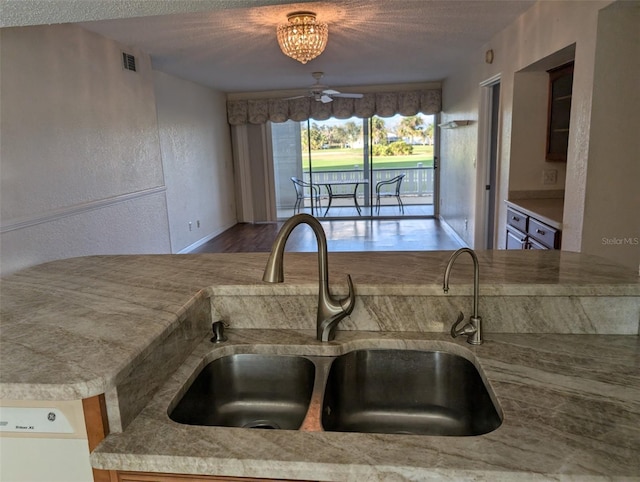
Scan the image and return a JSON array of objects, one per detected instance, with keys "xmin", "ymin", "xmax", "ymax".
[
  {"xmin": 291, "ymin": 177, "xmax": 322, "ymax": 214},
  {"xmin": 375, "ymin": 173, "xmax": 405, "ymax": 214}
]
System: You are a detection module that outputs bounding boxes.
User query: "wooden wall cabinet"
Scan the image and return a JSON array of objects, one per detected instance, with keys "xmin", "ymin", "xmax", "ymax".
[
  {"xmin": 546, "ymin": 62, "xmax": 574, "ymax": 162},
  {"xmin": 505, "ymin": 207, "xmax": 561, "ymax": 250}
]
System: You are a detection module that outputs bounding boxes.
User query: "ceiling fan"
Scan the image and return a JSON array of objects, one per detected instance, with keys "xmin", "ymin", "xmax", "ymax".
[{"xmin": 286, "ymin": 72, "xmax": 364, "ymax": 103}]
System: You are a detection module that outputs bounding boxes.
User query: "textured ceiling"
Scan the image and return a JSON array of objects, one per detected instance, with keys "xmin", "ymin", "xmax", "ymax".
[{"xmin": 2, "ymin": 0, "xmax": 536, "ymax": 94}]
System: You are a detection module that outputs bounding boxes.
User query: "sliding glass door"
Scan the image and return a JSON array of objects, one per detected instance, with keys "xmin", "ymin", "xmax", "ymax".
[
  {"xmin": 304, "ymin": 116, "xmax": 368, "ymax": 218},
  {"xmin": 272, "ymin": 114, "xmax": 436, "ymax": 220},
  {"xmin": 369, "ymin": 114, "xmax": 435, "ymax": 217}
]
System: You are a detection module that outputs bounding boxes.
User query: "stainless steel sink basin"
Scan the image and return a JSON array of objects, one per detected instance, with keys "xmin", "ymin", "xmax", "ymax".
[
  {"xmin": 169, "ymin": 347, "xmax": 501, "ymax": 437},
  {"xmin": 321, "ymin": 349, "xmax": 502, "ymax": 436},
  {"xmin": 169, "ymin": 354, "xmax": 315, "ymax": 430}
]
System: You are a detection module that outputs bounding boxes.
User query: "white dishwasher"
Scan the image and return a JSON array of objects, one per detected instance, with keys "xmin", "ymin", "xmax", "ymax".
[{"xmin": 0, "ymin": 399, "xmax": 93, "ymax": 482}]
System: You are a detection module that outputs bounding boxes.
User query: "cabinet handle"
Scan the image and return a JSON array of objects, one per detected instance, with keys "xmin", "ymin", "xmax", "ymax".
[
  {"xmin": 512, "ymin": 216, "xmax": 520, "ymax": 221},
  {"xmin": 536, "ymin": 229, "xmax": 545, "ymax": 235}
]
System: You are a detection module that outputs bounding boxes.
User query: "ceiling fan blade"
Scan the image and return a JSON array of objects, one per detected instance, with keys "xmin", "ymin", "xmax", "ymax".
[
  {"xmin": 332, "ymin": 93, "xmax": 364, "ymax": 99},
  {"xmin": 283, "ymin": 95, "xmax": 308, "ymax": 101},
  {"xmin": 298, "ymin": 73, "xmax": 362, "ymax": 103}
]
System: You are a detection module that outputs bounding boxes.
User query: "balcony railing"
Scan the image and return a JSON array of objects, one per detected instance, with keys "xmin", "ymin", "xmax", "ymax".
[{"xmin": 303, "ymin": 166, "xmax": 434, "ymax": 200}]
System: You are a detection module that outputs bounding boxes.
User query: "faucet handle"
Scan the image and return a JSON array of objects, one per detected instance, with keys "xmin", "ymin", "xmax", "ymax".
[
  {"xmin": 450, "ymin": 311, "xmax": 483, "ymax": 345},
  {"xmin": 317, "ymin": 274, "xmax": 356, "ymax": 342},
  {"xmin": 338, "ymin": 274, "xmax": 356, "ymax": 314},
  {"xmin": 450, "ymin": 311, "xmax": 466, "ymax": 338}
]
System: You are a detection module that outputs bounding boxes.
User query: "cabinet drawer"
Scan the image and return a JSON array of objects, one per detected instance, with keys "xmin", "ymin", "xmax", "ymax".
[
  {"xmin": 506, "ymin": 208, "xmax": 527, "ymax": 232},
  {"xmin": 527, "ymin": 237, "xmax": 548, "ymax": 250},
  {"xmin": 528, "ymin": 218, "xmax": 559, "ymax": 249},
  {"xmin": 506, "ymin": 225, "xmax": 527, "ymax": 250}
]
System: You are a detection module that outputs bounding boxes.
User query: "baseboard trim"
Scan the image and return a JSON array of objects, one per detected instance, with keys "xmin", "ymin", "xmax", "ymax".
[
  {"xmin": 1, "ymin": 186, "xmax": 167, "ymax": 234},
  {"xmin": 438, "ymin": 216, "xmax": 469, "ymax": 248},
  {"xmin": 178, "ymin": 221, "xmax": 236, "ymax": 254}
]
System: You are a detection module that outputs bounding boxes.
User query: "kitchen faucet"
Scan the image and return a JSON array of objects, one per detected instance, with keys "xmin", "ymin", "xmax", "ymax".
[
  {"xmin": 443, "ymin": 247, "xmax": 483, "ymax": 345},
  {"xmin": 262, "ymin": 213, "xmax": 356, "ymax": 342}
]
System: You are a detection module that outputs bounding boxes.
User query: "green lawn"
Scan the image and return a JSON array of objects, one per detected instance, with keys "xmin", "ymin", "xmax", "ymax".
[{"xmin": 303, "ymin": 145, "xmax": 434, "ymax": 171}]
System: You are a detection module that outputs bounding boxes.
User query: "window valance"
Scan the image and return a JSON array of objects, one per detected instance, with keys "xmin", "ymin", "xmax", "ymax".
[{"xmin": 227, "ymin": 89, "xmax": 441, "ymax": 126}]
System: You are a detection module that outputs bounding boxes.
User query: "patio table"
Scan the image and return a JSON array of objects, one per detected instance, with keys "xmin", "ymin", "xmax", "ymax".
[{"xmin": 316, "ymin": 179, "xmax": 369, "ymax": 216}]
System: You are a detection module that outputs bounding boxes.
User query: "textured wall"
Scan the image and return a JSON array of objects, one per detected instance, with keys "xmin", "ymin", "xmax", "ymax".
[
  {"xmin": 0, "ymin": 23, "xmax": 171, "ymax": 276},
  {"xmin": 439, "ymin": 71, "xmax": 479, "ymax": 247},
  {"xmin": 510, "ymin": 71, "xmax": 567, "ymax": 192},
  {"xmin": 153, "ymin": 71, "xmax": 236, "ymax": 253},
  {"xmin": 581, "ymin": 2, "xmax": 640, "ymax": 271},
  {"xmin": 441, "ymin": 1, "xmax": 615, "ymax": 254}
]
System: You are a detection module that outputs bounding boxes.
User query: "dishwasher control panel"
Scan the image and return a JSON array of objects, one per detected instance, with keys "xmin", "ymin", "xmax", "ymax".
[{"xmin": 0, "ymin": 407, "xmax": 74, "ymax": 433}]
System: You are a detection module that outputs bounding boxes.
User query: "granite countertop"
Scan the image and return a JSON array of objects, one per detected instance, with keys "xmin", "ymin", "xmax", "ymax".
[
  {"xmin": 91, "ymin": 329, "xmax": 640, "ymax": 481},
  {"xmin": 505, "ymin": 198, "xmax": 564, "ymax": 230},
  {"xmin": 1, "ymin": 251, "xmax": 639, "ymax": 480},
  {"xmin": 2, "ymin": 251, "xmax": 638, "ymax": 399}
]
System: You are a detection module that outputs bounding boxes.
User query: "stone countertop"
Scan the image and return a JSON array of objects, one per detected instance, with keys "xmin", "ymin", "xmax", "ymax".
[
  {"xmin": 1, "ymin": 251, "xmax": 639, "ymax": 401},
  {"xmin": 90, "ymin": 330, "xmax": 640, "ymax": 481},
  {"xmin": 1, "ymin": 251, "xmax": 639, "ymax": 480},
  {"xmin": 505, "ymin": 198, "xmax": 564, "ymax": 230}
]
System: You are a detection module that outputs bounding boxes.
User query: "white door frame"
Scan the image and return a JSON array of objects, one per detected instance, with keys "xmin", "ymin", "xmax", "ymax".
[{"xmin": 475, "ymin": 74, "xmax": 501, "ymax": 249}]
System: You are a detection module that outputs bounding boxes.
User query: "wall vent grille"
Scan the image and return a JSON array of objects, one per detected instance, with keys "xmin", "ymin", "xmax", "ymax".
[{"xmin": 122, "ymin": 52, "xmax": 136, "ymax": 72}]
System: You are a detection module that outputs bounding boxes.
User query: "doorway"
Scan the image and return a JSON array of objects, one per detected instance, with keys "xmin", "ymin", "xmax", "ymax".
[{"xmin": 477, "ymin": 76, "xmax": 501, "ymax": 249}]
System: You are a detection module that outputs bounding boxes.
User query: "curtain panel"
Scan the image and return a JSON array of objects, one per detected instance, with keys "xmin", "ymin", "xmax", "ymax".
[{"xmin": 227, "ymin": 89, "xmax": 441, "ymax": 126}]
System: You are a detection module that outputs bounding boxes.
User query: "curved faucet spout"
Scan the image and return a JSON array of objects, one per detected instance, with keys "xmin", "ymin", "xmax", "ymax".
[
  {"xmin": 443, "ymin": 248, "xmax": 483, "ymax": 345},
  {"xmin": 443, "ymin": 248, "xmax": 479, "ymax": 319},
  {"xmin": 262, "ymin": 214, "xmax": 355, "ymax": 342}
]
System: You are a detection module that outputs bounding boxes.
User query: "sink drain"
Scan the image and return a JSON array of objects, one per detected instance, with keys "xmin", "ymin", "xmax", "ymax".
[{"xmin": 242, "ymin": 419, "xmax": 281, "ymax": 430}]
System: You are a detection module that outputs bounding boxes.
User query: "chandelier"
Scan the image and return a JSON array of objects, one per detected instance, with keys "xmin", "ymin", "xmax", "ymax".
[{"xmin": 277, "ymin": 11, "xmax": 328, "ymax": 64}]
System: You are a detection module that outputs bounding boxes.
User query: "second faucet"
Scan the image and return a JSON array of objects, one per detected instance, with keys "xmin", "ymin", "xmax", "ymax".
[{"xmin": 443, "ymin": 247, "xmax": 483, "ymax": 345}]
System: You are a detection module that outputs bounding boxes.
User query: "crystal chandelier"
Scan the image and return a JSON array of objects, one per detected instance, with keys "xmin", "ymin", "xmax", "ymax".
[{"xmin": 277, "ymin": 12, "xmax": 328, "ymax": 64}]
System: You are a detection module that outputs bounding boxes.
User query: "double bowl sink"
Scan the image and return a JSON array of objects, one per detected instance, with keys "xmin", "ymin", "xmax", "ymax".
[{"xmin": 169, "ymin": 348, "xmax": 502, "ymax": 437}]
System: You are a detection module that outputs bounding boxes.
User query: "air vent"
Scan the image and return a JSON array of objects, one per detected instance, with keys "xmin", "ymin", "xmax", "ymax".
[{"xmin": 122, "ymin": 52, "xmax": 136, "ymax": 72}]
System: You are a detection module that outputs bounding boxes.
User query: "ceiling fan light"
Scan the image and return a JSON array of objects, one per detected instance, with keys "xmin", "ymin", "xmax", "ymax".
[{"xmin": 277, "ymin": 12, "xmax": 328, "ymax": 64}]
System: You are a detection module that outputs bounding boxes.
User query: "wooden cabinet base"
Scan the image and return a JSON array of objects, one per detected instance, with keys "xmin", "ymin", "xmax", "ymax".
[{"xmin": 83, "ymin": 395, "xmax": 111, "ymax": 482}]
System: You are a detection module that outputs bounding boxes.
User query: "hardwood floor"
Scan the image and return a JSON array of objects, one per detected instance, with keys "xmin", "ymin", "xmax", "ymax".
[{"xmin": 190, "ymin": 218, "xmax": 465, "ymax": 253}]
